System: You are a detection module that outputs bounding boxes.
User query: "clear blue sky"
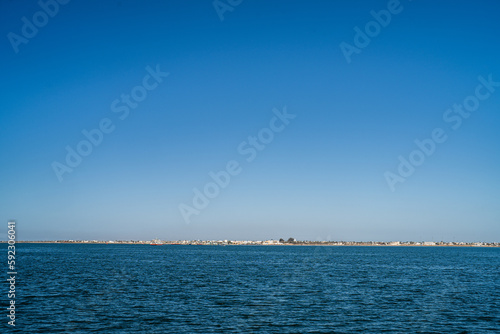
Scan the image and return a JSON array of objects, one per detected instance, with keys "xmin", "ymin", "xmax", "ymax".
[{"xmin": 1, "ymin": 0, "xmax": 499, "ymax": 242}]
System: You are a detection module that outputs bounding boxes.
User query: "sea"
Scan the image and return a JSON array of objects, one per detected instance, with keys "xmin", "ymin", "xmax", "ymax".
[{"xmin": 8, "ymin": 244, "xmax": 500, "ymax": 333}]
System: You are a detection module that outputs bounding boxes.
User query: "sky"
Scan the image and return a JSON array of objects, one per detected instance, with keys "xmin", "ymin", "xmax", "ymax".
[{"xmin": 1, "ymin": 0, "xmax": 499, "ymax": 242}]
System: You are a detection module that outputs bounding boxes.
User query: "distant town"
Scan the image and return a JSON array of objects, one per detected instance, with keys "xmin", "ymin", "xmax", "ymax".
[{"xmin": 8, "ymin": 238, "xmax": 500, "ymax": 247}]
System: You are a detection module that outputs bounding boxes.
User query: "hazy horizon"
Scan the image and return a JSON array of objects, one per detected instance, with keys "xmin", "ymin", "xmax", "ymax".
[{"xmin": 1, "ymin": 0, "xmax": 499, "ymax": 243}]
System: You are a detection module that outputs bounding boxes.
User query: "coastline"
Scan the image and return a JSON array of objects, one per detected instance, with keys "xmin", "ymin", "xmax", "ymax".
[{"xmin": 4, "ymin": 240, "xmax": 499, "ymax": 247}]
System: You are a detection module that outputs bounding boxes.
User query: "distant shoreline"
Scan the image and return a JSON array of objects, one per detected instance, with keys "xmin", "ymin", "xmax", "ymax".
[{"xmin": 3, "ymin": 241, "xmax": 499, "ymax": 247}]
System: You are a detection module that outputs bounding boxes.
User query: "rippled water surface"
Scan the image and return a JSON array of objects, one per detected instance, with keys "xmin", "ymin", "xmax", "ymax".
[{"xmin": 11, "ymin": 244, "xmax": 500, "ymax": 333}]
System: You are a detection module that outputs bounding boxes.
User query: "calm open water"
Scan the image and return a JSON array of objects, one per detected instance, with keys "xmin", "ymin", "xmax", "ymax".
[{"xmin": 7, "ymin": 244, "xmax": 500, "ymax": 333}]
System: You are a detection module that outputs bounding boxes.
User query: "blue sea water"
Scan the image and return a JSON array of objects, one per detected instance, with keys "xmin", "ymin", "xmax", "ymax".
[{"xmin": 6, "ymin": 244, "xmax": 500, "ymax": 333}]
